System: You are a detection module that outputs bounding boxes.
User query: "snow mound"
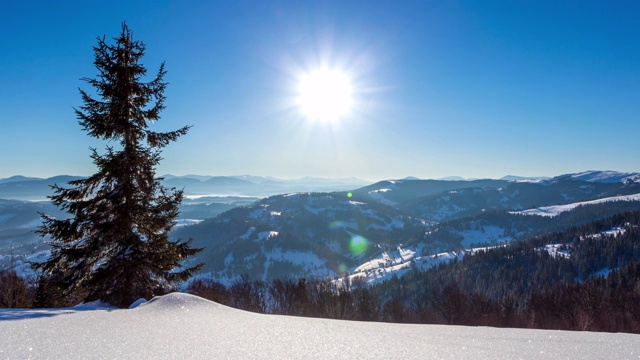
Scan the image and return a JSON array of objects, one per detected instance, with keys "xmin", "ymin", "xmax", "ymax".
[
  {"xmin": 128, "ymin": 298, "xmax": 147, "ymax": 309},
  {"xmin": 1, "ymin": 292, "xmax": 640, "ymax": 359},
  {"xmin": 136, "ymin": 292, "xmax": 228, "ymax": 312}
]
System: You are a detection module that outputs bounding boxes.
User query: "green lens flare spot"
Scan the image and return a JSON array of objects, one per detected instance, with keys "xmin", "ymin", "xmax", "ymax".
[
  {"xmin": 349, "ymin": 235, "xmax": 368, "ymax": 256},
  {"xmin": 337, "ymin": 263, "xmax": 347, "ymax": 274},
  {"xmin": 347, "ymin": 192, "xmax": 353, "ymax": 198}
]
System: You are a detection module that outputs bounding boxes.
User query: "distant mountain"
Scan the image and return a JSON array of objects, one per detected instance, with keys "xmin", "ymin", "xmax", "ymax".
[
  {"xmin": 162, "ymin": 174, "xmax": 213, "ymax": 182},
  {"xmin": 399, "ymin": 178, "xmax": 640, "ymax": 221},
  {"xmin": 229, "ymin": 175, "xmax": 280, "ymax": 184},
  {"xmin": 499, "ymin": 175, "xmax": 549, "ymax": 181},
  {"xmin": 436, "ymin": 176, "xmax": 468, "ymax": 181},
  {"xmin": 0, "ymin": 175, "xmax": 85, "ymax": 201},
  {"xmin": 0, "ymin": 175, "xmax": 41, "ymax": 185},
  {"xmin": 0, "ymin": 199, "xmax": 66, "ymax": 252},
  {"xmin": 4, "ymin": 170, "xmax": 640, "ymax": 285},
  {"xmin": 6, "ymin": 171, "xmax": 636, "ymax": 201},
  {"xmin": 0, "ymin": 175, "xmax": 373, "ymax": 201},
  {"xmin": 353, "ymin": 179, "xmax": 510, "ymax": 207}
]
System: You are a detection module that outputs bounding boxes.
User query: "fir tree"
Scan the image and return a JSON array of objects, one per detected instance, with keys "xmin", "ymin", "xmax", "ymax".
[{"xmin": 34, "ymin": 23, "xmax": 203, "ymax": 308}]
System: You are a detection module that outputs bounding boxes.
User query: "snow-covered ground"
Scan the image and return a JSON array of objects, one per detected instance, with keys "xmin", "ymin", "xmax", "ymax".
[
  {"xmin": 542, "ymin": 244, "xmax": 571, "ymax": 258},
  {"xmin": 561, "ymin": 170, "xmax": 640, "ymax": 184},
  {"xmin": 350, "ymin": 245, "xmax": 502, "ymax": 285},
  {"xmin": 457, "ymin": 226, "xmax": 511, "ymax": 247},
  {"xmin": 510, "ymin": 193, "xmax": 640, "ymax": 217},
  {"xmin": 1, "ymin": 292, "xmax": 638, "ymax": 359},
  {"xmin": 174, "ymin": 218, "xmax": 203, "ymax": 227}
]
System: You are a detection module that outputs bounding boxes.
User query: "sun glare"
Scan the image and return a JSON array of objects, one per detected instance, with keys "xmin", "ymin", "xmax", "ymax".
[{"xmin": 297, "ymin": 68, "xmax": 353, "ymax": 123}]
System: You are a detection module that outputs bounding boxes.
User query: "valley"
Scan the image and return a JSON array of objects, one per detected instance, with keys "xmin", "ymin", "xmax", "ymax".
[{"xmin": 4, "ymin": 170, "xmax": 640, "ymax": 287}]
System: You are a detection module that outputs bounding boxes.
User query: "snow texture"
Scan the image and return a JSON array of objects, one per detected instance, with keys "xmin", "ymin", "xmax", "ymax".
[
  {"xmin": 351, "ymin": 246, "xmax": 502, "ymax": 285},
  {"xmin": 174, "ymin": 218, "xmax": 203, "ymax": 227},
  {"xmin": 563, "ymin": 170, "xmax": 640, "ymax": 184},
  {"xmin": 511, "ymin": 193, "xmax": 640, "ymax": 217},
  {"xmin": 1, "ymin": 292, "xmax": 639, "ymax": 359}
]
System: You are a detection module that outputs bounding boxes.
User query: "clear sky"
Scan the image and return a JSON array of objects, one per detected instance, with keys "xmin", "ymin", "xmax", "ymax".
[{"xmin": 2, "ymin": 1, "xmax": 639, "ymax": 181}]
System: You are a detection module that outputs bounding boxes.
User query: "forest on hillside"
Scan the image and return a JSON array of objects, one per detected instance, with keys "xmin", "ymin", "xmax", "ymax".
[
  {"xmin": 188, "ymin": 210, "xmax": 640, "ymax": 333},
  {"xmin": 185, "ymin": 211, "xmax": 640, "ymax": 333},
  {"xmin": 5, "ymin": 210, "xmax": 639, "ymax": 333}
]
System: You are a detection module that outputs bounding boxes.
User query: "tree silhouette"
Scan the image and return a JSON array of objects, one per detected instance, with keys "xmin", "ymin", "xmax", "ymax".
[{"xmin": 35, "ymin": 23, "xmax": 202, "ymax": 308}]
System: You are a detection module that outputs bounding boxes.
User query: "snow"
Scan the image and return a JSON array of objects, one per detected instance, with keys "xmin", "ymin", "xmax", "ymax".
[
  {"xmin": 174, "ymin": 218, "xmax": 203, "ymax": 227},
  {"xmin": 601, "ymin": 227, "xmax": 627, "ymax": 237},
  {"xmin": 255, "ymin": 230, "xmax": 278, "ymax": 241},
  {"xmin": 370, "ymin": 188, "xmax": 391, "ymax": 193},
  {"xmin": 543, "ymin": 244, "xmax": 571, "ymax": 258},
  {"xmin": 351, "ymin": 245, "xmax": 506, "ymax": 285},
  {"xmin": 367, "ymin": 187, "xmax": 397, "ymax": 206},
  {"xmin": 1, "ymin": 292, "xmax": 639, "ymax": 359},
  {"xmin": 564, "ymin": 170, "xmax": 640, "ymax": 184},
  {"xmin": 458, "ymin": 226, "xmax": 511, "ymax": 247},
  {"xmin": 511, "ymin": 193, "xmax": 640, "ymax": 217}
]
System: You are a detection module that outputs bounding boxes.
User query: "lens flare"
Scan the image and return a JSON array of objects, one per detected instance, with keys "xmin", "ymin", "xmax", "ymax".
[
  {"xmin": 337, "ymin": 263, "xmax": 347, "ymax": 274},
  {"xmin": 349, "ymin": 234, "xmax": 369, "ymax": 256}
]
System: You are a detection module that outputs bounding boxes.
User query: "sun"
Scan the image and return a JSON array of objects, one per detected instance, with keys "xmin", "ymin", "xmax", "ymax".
[{"xmin": 297, "ymin": 68, "xmax": 353, "ymax": 123}]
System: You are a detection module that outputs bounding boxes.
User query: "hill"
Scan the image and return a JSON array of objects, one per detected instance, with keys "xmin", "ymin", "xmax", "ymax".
[
  {"xmin": 176, "ymin": 172, "xmax": 640, "ymax": 283},
  {"xmin": 0, "ymin": 292, "xmax": 638, "ymax": 359}
]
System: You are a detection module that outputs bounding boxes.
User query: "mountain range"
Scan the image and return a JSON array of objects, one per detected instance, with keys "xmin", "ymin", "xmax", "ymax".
[
  {"xmin": 0, "ymin": 174, "xmax": 372, "ymax": 201},
  {"xmin": 173, "ymin": 170, "xmax": 640, "ymax": 282},
  {"xmin": 2, "ymin": 170, "xmax": 640, "ymax": 284}
]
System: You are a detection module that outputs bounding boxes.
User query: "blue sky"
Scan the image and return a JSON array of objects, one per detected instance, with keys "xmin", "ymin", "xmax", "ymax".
[{"xmin": 1, "ymin": 1, "xmax": 639, "ymax": 181}]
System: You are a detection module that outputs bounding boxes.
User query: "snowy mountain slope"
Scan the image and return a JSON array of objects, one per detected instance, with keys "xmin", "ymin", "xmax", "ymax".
[
  {"xmin": 399, "ymin": 178, "xmax": 640, "ymax": 221},
  {"xmin": 511, "ymin": 193, "xmax": 640, "ymax": 217},
  {"xmin": 555, "ymin": 170, "xmax": 640, "ymax": 184},
  {"xmin": 174, "ymin": 175, "xmax": 640, "ymax": 283},
  {"xmin": 350, "ymin": 219, "xmax": 636, "ymax": 286},
  {"xmin": 1, "ymin": 292, "xmax": 638, "ymax": 359},
  {"xmin": 4, "ymin": 170, "xmax": 640, "ymax": 285},
  {"xmin": 347, "ymin": 245, "xmax": 500, "ymax": 285},
  {"xmin": 174, "ymin": 192, "xmax": 434, "ymax": 282},
  {"xmin": 0, "ymin": 196, "xmax": 255, "ymax": 258},
  {"xmin": 354, "ymin": 179, "xmax": 509, "ymax": 207}
]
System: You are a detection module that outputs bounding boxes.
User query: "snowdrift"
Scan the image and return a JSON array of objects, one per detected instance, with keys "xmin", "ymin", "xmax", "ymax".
[{"xmin": 1, "ymin": 292, "xmax": 639, "ymax": 359}]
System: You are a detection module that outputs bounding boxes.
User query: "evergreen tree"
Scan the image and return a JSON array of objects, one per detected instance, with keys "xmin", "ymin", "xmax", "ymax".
[{"xmin": 34, "ymin": 23, "xmax": 203, "ymax": 308}]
